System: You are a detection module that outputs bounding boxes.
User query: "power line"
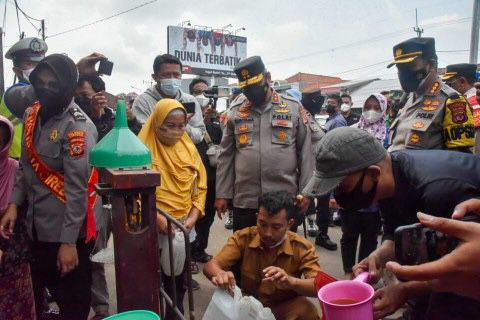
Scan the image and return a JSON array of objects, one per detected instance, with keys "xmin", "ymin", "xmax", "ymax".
[
  {"xmin": 13, "ymin": 0, "xmax": 21, "ymax": 36},
  {"xmin": 47, "ymin": 0, "xmax": 157, "ymax": 39},
  {"xmin": 13, "ymin": 0, "xmax": 42, "ymax": 21},
  {"xmin": 333, "ymin": 59, "xmax": 392, "ymax": 76},
  {"xmin": 2, "ymin": 0, "xmax": 7, "ymax": 31},
  {"xmin": 267, "ymin": 17, "xmax": 471, "ymax": 66}
]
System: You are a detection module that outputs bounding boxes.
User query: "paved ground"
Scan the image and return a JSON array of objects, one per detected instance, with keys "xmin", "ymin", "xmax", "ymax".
[{"xmin": 92, "ymin": 216, "xmax": 403, "ymax": 319}]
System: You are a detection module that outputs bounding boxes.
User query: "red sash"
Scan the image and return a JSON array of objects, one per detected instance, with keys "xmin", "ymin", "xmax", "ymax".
[
  {"xmin": 25, "ymin": 103, "xmax": 97, "ymax": 243},
  {"xmin": 468, "ymin": 95, "xmax": 480, "ymax": 128}
]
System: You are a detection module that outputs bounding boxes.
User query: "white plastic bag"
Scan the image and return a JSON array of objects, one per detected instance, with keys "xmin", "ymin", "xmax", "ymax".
[
  {"xmin": 202, "ymin": 286, "xmax": 242, "ymax": 320},
  {"xmin": 158, "ymin": 232, "xmax": 186, "ymax": 276},
  {"xmin": 202, "ymin": 286, "xmax": 276, "ymax": 320}
]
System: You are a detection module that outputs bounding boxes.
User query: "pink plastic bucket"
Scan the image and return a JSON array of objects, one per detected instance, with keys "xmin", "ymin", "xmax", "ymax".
[{"xmin": 318, "ymin": 272, "xmax": 374, "ymax": 320}]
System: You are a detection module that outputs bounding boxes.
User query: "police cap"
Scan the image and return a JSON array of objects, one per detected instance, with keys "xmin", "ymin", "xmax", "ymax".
[
  {"xmin": 5, "ymin": 37, "xmax": 48, "ymax": 63},
  {"xmin": 442, "ymin": 63, "xmax": 477, "ymax": 82},
  {"xmin": 234, "ymin": 56, "xmax": 266, "ymax": 89},
  {"xmin": 387, "ymin": 37, "xmax": 436, "ymax": 68}
]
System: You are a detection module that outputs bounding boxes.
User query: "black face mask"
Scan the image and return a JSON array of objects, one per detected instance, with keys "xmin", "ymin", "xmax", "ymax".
[
  {"xmin": 334, "ymin": 170, "xmax": 378, "ymax": 211},
  {"xmin": 75, "ymin": 96, "xmax": 92, "ymax": 116},
  {"xmin": 398, "ymin": 68, "xmax": 428, "ymax": 93},
  {"xmin": 326, "ymin": 104, "xmax": 337, "ymax": 114},
  {"xmin": 243, "ymin": 84, "xmax": 268, "ymax": 106},
  {"xmin": 36, "ymin": 87, "xmax": 65, "ymax": 121}
]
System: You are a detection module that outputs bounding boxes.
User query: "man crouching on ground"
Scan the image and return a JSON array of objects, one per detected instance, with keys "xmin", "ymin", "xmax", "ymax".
[{"xmin": 203, "ymin": 190, "xmax": 321, "ymax": 320}]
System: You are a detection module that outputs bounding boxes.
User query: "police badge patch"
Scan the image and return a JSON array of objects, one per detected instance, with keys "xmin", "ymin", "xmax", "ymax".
[
  {"xmin": 447, "ymin": 101, "xmax": 468, "ymax": 124},
  {"xmin": 67, "ymin": 130, "xmax": 86, "ymax": 157}
]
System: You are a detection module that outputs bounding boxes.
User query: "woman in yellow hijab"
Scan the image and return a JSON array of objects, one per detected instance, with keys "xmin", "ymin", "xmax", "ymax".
[{"xmin": 138, "ymin": 98, "xmax": 206, "ymax": 319}]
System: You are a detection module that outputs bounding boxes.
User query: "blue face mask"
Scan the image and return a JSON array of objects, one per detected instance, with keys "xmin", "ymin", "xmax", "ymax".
[{"xmin": 159, "ymin": 78, "xmax": 182, "ymax": 97}]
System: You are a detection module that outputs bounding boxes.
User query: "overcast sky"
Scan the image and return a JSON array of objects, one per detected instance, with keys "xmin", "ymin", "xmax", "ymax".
[{"xmin": 1, "ymin": 0, "xmax": 476, "ymax": 94}]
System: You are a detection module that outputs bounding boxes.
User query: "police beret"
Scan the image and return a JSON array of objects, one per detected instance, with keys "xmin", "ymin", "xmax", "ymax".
[
  {"xmin": 5, "ymin": 37, "xmax": 48, "ymax": 63},
  {"xmin": 234, "ymin": 56, "xmax": 266, "ymax": 88},
  {"xmin": 387, "ymin": 37, "xmax": 436, "ymax": 68},
  {"xmin": 442, "ymin": 63, "xmax": 477, "ymax": 81}
]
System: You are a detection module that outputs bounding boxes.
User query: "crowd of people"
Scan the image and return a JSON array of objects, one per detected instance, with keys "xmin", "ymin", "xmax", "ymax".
[{"xmin": 0, "ymin": 33, "xmax": 480, "ymax": 320}]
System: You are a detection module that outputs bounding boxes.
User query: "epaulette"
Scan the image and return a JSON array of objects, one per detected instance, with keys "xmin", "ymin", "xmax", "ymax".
[
  {"xmin": 279, "ymin": 93, "xmax": 300, "ymax": 104},
  {"xmin": 230, "ymin": 95, "xmax": 248, "ymax": 110},
  {"xmin": 441, "ymin": 82, "xmax": 460, "ymax": 98},
  {"xmin": 69, "ymin": 107, "xmax": 87, "ymax": 121}
]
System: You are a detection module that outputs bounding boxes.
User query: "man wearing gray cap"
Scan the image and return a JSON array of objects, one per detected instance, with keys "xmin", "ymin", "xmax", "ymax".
[
  {"xmin": 0, "ymin": 37, "xmax": 48, "ymax": 158},
  {"xmin": 303, "ymin": 127, "xmax": 480, "ymax": 319}
]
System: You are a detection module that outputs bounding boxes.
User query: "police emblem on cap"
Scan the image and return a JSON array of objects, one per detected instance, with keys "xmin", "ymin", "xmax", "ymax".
[
  {"xmin": 30, "ymin": 38, "xmax": 43, "ymax": 53},
  {"xmin": 241, "ymin": 69, "xmax": 250, "ymax": 79},
  {"xmin": 395, "ymin": 48, "xmax": 403, "ymax": 57}
]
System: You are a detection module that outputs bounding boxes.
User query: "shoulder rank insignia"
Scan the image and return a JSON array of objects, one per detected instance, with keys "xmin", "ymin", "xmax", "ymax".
[
  {"xmin": 299, "ymin": 105, "xmax": 309, "ymax": 125},
  {"xmin": 69, "ymin": 107, "xmax": 87, "ymax": 121},
  {"xmin": 429, "ymin": 82, "xmax": 440, "ymax": 95},
  {"xmin": 272, "ymin": 92, "xmax": 280, "ymax": 104}
]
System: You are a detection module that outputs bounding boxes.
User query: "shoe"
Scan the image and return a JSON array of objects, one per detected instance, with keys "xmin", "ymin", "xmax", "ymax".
[
  {"xmin": 191, "ymin": 261, "xmax": 200, "ymax": 274},
  {"xmin": 39, "ymin": 308, "xmax": 60, "ymax": 320},
  {"xmin": 306, "ymin": 218, "xmax": 319, "ymax": 237},
  {"xmin": 315, "ymin": 234, "xmax": 338, "ymax": 251},
  {"xmin": 192, "ymin": 250, "xmax": 212, "ymax": 263},
  {"xmin": 184, "ymin": 278, "xmax": 201, "ymax": 291},
  {"xmin": 224, "ymin": 211, "xmax": 233, "ymax": 230},
  {"xmin": 89, "ymin": 312, "xmax": 110, "ymax": 320}
]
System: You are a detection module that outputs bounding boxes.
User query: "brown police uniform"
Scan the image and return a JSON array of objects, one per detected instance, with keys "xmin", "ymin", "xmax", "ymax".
[
  {"xmin": 216, "ymin": 91, "xmax": 313, "ymax": 209},
  {"xmin": 388, "ymin": 80, "xmax": 475, "ymax": 151},
  {"xmin": 214, "ymin": 226, "xmax": 321, "ymax": 320}
]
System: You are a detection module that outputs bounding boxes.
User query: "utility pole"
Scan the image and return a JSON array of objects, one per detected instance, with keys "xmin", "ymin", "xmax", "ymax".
[
  {"xmin": 413, "ymin": 8, "xmax": 424, "ymax": 38},
  {"xmin": 0, "ymin": 27, "xmax": 4, "ymax": 97},
  {"xmin": 470, "ymin": 0, "xmax": 480, "ymax": 64},
  {"xmin": 41, "ymin": 19, "xmax": 45, "ymax": 40}
]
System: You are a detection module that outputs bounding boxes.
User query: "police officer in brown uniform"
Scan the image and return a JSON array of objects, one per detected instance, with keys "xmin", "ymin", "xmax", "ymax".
[
  {"xmin": 215, "ymin": 56, "xmax": 313, "ymax": 232},
  {"xmin": 387, "ymin": 37, "xmax": 475, "ymax": 152}
]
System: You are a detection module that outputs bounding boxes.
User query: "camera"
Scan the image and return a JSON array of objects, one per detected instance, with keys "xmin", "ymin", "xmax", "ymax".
[
  {"xmin": 394, "ymin": 214, "xmax": 480, "ymax": 266},
  {"xmin": 204, "ymin": 86, "xmax": 231, "ymax": 99}
]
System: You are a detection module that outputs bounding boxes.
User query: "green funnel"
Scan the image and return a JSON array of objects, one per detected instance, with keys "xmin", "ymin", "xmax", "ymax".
[{"xmin": 89, "ymin": 100, "xmax": 151, "ymax": 168}]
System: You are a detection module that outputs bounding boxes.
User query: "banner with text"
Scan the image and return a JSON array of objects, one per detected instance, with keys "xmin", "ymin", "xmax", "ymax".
[{"xmin": 167, "ymin": 26, "xmax": 247, "ymax": 77}]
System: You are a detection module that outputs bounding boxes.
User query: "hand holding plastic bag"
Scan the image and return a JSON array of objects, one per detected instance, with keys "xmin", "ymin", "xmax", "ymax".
[{"xmin": 203, "ymin": 285, "xmax": 276, "ymax": 320}]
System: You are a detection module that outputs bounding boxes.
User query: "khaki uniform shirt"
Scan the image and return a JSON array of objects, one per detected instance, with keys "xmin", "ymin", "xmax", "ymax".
[
  {"xmin": 216, "ymin": 91, "xmax": 313, "ymax": 209},
  {"xmin": 215, "ymin": 226, "xmax": 321, "ymax": 307},
  {"xmin": 389, "ymin": 79, "xmax": 475, "ymax": 152},
  {"xmin": 10, "ymin": 102, "xmax": 103, "ymax": 244}
]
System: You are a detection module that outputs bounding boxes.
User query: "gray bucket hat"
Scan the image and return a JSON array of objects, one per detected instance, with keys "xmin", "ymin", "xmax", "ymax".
[{"xmin": 303, "ymin": 127, "xmax": 387, "ymax": 196}]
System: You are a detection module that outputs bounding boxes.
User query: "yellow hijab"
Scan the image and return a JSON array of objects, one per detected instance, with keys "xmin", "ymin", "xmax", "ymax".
[{"xmin": 138, "ymin": 99, "xmax": 206, "ymax": 219}]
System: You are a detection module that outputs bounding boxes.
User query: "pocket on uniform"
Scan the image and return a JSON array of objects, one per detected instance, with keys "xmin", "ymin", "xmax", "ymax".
[
  {"xmin": 37, "ymin": 140, "xmax": 63, "ymax": 158},
  {"xmin": 271, "ymin": 126, "xmax": 293, "ymax": 145}
]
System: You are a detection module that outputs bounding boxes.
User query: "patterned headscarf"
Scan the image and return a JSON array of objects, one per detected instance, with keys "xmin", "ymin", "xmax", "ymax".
[{"xmin": 356, "ymin": 93, "xmax": 388, "ymax": 144}]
